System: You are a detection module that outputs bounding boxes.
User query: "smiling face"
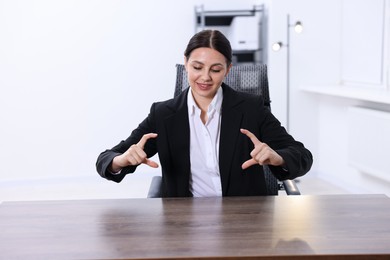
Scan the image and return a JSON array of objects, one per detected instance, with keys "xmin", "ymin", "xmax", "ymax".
[{"xmin": 184, "ymin": 47, "xmax": 232, "ymax": 108}]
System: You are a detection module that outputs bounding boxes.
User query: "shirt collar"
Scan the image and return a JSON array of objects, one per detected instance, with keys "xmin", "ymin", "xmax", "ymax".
[{"xmin": 187, "ymin": 87, "xmax": 223, "ymax": 116}]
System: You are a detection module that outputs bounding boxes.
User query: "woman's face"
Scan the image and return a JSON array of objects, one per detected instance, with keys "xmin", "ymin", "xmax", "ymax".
[{"xmin": 184, "ymin": 47, "xmax": 231, "ymax": 104}]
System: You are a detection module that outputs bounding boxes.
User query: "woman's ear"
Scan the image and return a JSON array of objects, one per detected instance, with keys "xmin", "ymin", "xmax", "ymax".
[
  {"xmin": 184, "ymin": 56, "xmax": 188, "ymax": 71},
  {"xmin": 225, "ymin": 63, "xmax": 233, "ymax": 77}
]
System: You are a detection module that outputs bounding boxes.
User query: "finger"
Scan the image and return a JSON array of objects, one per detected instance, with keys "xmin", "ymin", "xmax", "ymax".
[
  {"xmin": 127, "ymin": 145, "xmax": 147, "ymax": 164},
  {"xmin": 137, "ymin": 133, "xmax": 158, "ymax": 149},
  {"xmin": 240, "ymin": 128, "xmax": 262, "ymax": 145},
  {"xmin": 128, "ymin": 154, "xmax": 143, "ymax": 166},
  {"xmin": 255, "ymin": 150, "xmax": 283, "ymax": 166},
  {"xmin": 249, "ymin": 142, "xmax": 269, "ymax": 159},
  {"xmin": 129, "ymin": 152, "xmax": 145, "ymax": 165},
  {"xmin": 253, "ymin": 147, "xmax": 272, "ymax": 163},
  {"xmin": 143, "ymin": 158, "xmax": 159, "ymax": 168},
  {"xmin": 241, "ymin": 158, "xmax": 259, "ymax": 169},
  {"xmin": 131, "ymin": 145, "xmax": 147, "ymax": 161},
  {"xmin": 255, "ymin": 153, "xmax": 271, "ymax": 165},
  {"xmin": 127, "ymin": 146, "xmax": 147, "ymax": 164}
]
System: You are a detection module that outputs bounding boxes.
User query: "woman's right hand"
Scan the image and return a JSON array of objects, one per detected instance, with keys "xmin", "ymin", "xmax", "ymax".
[{"xmin": 110, "ymin": 133, "xmax": 159, "ymax": 172}]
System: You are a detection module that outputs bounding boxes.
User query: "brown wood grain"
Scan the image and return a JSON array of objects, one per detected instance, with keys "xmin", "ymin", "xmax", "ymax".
[{"xmin": 1, "ymin": 195, "xmax": 389, "ymax": 259}]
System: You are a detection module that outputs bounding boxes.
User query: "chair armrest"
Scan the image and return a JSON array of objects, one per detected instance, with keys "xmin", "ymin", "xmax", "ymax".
[
  {"xmin": 282, "ymin": 179, "xmax": 301, "ymax": 195},
  {"xmin": 147, "ymin": 176, "xmax": 162, "ymax": 198}
]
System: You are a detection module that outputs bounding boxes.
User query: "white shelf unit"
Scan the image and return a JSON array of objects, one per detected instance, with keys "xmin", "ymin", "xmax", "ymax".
[{"xmin": 194, "ymin": 5, "xmax": 266, "ymax": 65}]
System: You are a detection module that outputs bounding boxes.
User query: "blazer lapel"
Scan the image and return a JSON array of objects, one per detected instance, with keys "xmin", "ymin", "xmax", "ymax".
[
  {"xmin": 164, "ymin": 89, "xmax": 191, "ymax": 192},
  {"xmin": 163, "ymin": 85, "xmax": 244, "ymax": 196},
  {"xmin": 219, "ymin": 84, "xmax": 245, "ymax": 195}
]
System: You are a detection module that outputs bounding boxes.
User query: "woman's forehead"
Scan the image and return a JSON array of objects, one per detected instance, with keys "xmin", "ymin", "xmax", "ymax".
[{"xmin": 188, "ymin": 47, "xmax": 227, "ymax": 66}]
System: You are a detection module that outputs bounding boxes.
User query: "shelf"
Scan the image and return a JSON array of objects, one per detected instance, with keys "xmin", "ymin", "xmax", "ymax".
[
  {"xmin": 195, "ymin": 7, "xmax": 263, "ymax": 26},
  {"xmin": 300, "ymin": 85, "xmax": 390, "ymax": 105},
  {"xmin": 195, "ymin": 5, "xmax": 263, "ymax": 27},
  {"xmin": 195, "ymin": 11, "xmax": 258, "ymax": 26},
  {"xmin": 194, "ymin": 5, "xmax": 265, "ymax": 65}
]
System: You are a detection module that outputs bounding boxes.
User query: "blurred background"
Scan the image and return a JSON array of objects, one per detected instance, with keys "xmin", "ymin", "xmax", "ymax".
[{"xmin": 1, "ymin": 0, "xmax": 389, "ymax": 201}]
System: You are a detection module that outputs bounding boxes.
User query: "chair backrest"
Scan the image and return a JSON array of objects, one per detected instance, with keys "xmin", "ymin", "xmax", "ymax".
[
  {"xmin": 175, "ymin": 64, "xmax": 271, "ymax": 108},
  {"xmin": 174, "ymin": 64, "xmax": 279, "ymax": 195}
]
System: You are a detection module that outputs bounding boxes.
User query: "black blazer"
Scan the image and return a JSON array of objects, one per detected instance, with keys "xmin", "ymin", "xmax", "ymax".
[{"xmin": 96, "ymin": 84, "xmax": 313, "ymax": 197}]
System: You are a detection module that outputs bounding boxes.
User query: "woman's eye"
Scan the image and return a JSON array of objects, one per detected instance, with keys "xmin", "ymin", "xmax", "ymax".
[
  {"xmin": 211, "ymin": 69, "xmax": 221, "ymax": 73},
  {"xmin": 193, "ymin": 67, "xmax": 201, "ymax": 70}
]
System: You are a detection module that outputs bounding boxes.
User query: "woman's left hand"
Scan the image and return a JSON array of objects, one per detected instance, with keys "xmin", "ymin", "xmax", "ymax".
[{"xmin": 240, "ymin": 128, "xmax": 285, "ymax": 169}]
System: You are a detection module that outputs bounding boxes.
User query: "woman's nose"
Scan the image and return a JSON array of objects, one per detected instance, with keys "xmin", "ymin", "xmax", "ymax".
[{"xmin": 200, "ymin": 71, "xmax": 211, "ymax": 81}]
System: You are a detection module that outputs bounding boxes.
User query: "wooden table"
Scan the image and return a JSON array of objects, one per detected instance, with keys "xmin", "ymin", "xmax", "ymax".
[{"xmin": 1, "ymin": 194, "xmax": 390, "ymax": 259}]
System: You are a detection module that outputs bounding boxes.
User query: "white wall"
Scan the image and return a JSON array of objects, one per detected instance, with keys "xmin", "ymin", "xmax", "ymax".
[
  {"xmin": 268, "ymin": 0, "xmax": 342, "ymax": 174},
  {"xmin": 0, "ymin": 0, "xmax": 187, "ymax": 181},
  {"xmin": 268, "ymin": 0, "xmax": 390, "ymax": 196}
]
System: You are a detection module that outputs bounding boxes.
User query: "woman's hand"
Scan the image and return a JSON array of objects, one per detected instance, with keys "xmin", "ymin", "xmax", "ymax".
[
  {"xmin": 240, "ymin": 129, "xmax": 285, "ymax": 170},
  {"xmin": 111, "ymin": 133, "xmax": 159, "ymax": 172}
]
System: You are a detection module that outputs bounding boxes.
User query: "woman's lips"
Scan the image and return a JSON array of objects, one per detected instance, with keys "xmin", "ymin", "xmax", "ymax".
[{"xmin": 197, "ymin": 82, "xmax": 212, "ymax": 91}]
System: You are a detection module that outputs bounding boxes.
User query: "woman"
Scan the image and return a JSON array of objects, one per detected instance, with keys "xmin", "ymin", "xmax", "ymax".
[{"xmin": 96, "ymin": 30, "xmax": 313, "ymax": 197}]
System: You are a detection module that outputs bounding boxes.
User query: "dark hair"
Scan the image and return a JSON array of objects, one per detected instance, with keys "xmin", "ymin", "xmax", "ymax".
[{"xmin": 184, "ymin": 30, "xmax": 232, "ymax": 66}]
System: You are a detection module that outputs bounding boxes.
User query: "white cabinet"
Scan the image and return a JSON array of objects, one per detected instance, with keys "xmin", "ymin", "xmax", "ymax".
[{"xmin": 341, "ymin": 0, "xmax": 388, "ymax": 88}]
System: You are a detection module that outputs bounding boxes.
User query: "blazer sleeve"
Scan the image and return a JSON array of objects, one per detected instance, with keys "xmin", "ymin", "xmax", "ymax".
[
  {"xmin": 95, "ymin": 103, "xmax": 158, "ymax": 183},
  {"xmin": 258, "ymin": 102, "xmax": 313, "ymax": 180}
]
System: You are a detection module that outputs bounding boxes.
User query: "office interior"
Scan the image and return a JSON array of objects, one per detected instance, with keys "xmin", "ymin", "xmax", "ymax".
[{"xmin": 0, "ymin": 0, "xmax": 389, "ymax": 202}]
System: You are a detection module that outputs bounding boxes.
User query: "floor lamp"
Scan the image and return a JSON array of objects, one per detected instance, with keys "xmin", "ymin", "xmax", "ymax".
[{"xmin": 272, "ymin": 14, "xmax": 303, "ymax": 132}]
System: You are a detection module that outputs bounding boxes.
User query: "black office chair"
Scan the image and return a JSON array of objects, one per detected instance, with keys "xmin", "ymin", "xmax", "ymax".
[{"xmin": 147, "ymin": 64, "xmax": 300, "ymax": 198}]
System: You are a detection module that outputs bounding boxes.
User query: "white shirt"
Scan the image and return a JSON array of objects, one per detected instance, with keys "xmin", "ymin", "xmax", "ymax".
[{"xmin": 187, "ymin": 87, "xmax": 223, "ymax": 197}]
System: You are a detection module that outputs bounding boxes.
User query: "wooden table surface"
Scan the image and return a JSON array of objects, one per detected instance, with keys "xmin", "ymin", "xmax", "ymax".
[{"xmin": 1, "ymin": 194, "xmax": 390, "ymax": 259}]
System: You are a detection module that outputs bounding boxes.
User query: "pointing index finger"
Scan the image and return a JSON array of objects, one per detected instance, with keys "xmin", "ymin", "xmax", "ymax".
[
  {"xmin": 137, "ymin": 133, "xmax": 158, "ymax": 149},
  {"xmin": 240, "ymin": 128, "xmax": 261, "ymax": 145}
]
